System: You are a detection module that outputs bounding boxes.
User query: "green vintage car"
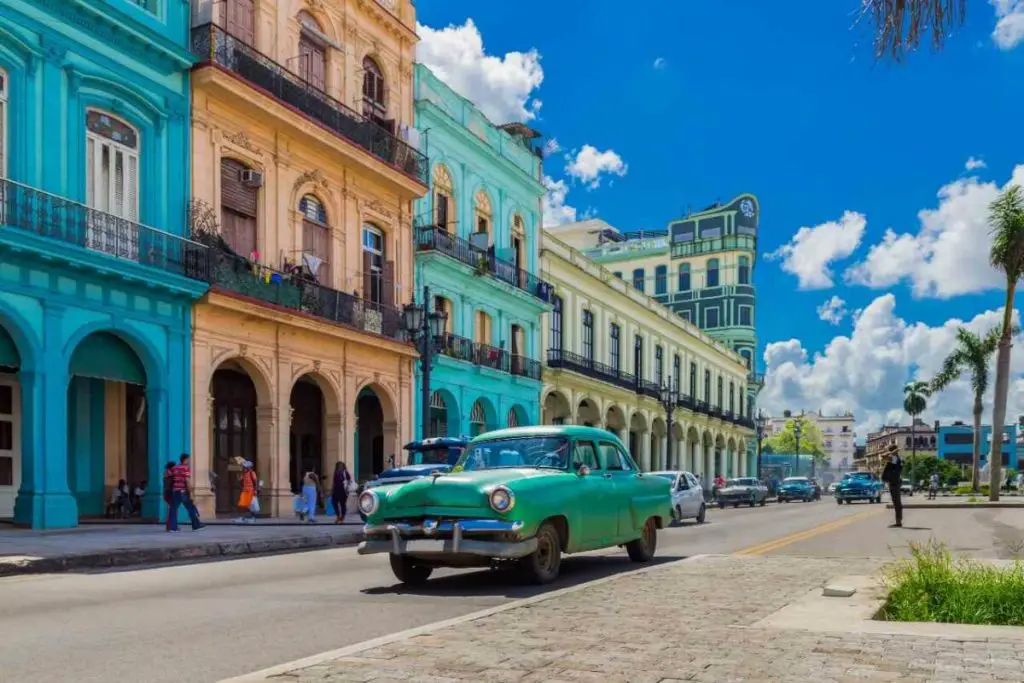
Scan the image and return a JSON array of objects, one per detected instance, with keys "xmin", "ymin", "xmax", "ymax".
[{"xmin": 357, "ymin": 426, "xmax": 671, "ymax": 585}]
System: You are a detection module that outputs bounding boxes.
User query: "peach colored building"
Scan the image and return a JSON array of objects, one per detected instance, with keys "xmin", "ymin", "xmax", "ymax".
[{"xmin": 188, "ymin": 0, "xmax": 426, "ymax": 516}]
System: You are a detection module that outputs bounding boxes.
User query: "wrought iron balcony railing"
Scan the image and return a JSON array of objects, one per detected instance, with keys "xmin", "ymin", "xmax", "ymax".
[
  {"xmin": 637, "ymin": 379, "xmax": 661, "ymax": 400},
  {"xmin": 191, "ymin": 23, "xmax": 427, "ymax": 185},
  {"xmin": 437, "ymin": 333, "xmax": 541, "ymax": 380},
  {"xmin": 546, "ymin": 349, "xmax": 637, "ymax": 392},
  {"xmin": 416, "ymin": 225, "xmax": 552, "ymax": 303},
  {"xmin": 0, "ymin": 178, "xmax": 209, "ymax": 280},
  {"xmin": 204, "ymin": 247, "xmax": 404, "ymax": 340}
]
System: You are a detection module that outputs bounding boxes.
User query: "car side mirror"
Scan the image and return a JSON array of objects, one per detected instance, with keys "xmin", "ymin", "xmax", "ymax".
[{"xmin": 577, "ymin": 465, "xmax": 591, "ymax": 477}]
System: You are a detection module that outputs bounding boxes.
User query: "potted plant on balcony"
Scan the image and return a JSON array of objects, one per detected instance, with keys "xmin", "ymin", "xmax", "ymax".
[{"xmin": 474, "ymin": 255, "xmax": 490, "ymax": 277}]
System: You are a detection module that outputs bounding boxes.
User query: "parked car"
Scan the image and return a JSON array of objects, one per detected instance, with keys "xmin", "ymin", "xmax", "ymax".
[
  {"xmin": 715, "ymin": 477, "xmax": 768, "ymax": 508},
  {"xmin": 651, "ymin": 470, "xmax": 706, "ymax": 523},
  {"xmin": 901, "ymin": 478, "xmax": 913, "ymax": 496},
  {"xmin": 358, "ymin": 437, "xmax": 468, "ymax": 522},
  {"xmin": 358, "ymin": 426, "xmax": 671, "ymax": 585},
  {"xmin": 834, "ymin": 471, "xmax": 883, "ymax": 504},
  {"xmin": 777, "ymin": 476, "xmax": 818, "ymax": 503}
]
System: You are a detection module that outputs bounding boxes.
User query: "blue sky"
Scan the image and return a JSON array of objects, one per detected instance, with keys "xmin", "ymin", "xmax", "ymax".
[{"xmin": 415, "ymin": 1, "xmax": 1024, "ymax": 433}]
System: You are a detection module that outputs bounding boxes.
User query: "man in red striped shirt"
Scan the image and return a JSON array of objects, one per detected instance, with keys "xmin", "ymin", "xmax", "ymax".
[{"xmin": 168, "ymin": 453, "xmax": 203, "ymax": 532}]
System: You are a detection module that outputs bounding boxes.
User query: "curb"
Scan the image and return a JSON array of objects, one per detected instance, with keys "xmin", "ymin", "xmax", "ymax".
[
  {"xmin": 220, "ymin": 553, "xmax": 721, "ymax": 682},
  {"xmin": 0, "ymin": 530, "xmax": 363, "ymax": 577},
  {"xmin": 887, "ymin": 502, "xmax": 1024, "ymax": 509}
]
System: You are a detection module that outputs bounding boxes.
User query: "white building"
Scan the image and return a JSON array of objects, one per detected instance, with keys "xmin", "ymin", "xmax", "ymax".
[{"xmin": 766, "ymin": 410, "xmax": 856, "ymax": 470}]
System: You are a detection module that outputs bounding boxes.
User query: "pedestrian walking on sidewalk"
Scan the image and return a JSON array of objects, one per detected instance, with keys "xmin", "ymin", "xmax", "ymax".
[
  {"xmin": 302, "ymin": 471, "xmax": 320, "ymax": 523},
  {"xmin": 928, "ymin": 472, "xmax": 939, "ymax": 500},
  {"xmin": 332, "ymin": 462, "xmax": 353, "ymax": 524},
  {"xmin": 168, "ymin": 453, "xmax": 203, "ymax": 532},
  {"xmin": 882, "ymin": 449, "xmax": 903, "ymax": 528},
  {"xmin": 236, "ymin": 461, "xmax": 259, "ymax": 524}
]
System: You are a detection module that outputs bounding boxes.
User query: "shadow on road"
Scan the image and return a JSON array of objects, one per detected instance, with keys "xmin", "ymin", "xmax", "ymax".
[{"xmin": 362, "ymin": 553, "xmax": 687, "ymax": 599}]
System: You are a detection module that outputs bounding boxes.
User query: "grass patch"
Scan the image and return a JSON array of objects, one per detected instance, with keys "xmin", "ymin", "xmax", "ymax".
[
  {"xmin": 880, "ymin": 541, "xmax": 1024, "ymax": 626},
  {"xmin": 954, "ymin": 484, "xmax": 990, "ymax": 496}
]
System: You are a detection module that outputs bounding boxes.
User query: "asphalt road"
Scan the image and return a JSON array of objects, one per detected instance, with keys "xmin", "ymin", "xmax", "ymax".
[{"xmin": 0, "ymin": 499, "xmax": 871, "ymax": 683}]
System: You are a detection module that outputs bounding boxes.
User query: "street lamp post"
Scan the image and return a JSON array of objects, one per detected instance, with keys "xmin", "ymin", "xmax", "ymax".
[
  {"xmin": 755, "ymin": 410, "xmax": 768, "ymax": 481},
  {"xmin": 659, "ymin": 382, "xmax": 679, "ymax": 470},
  {"xmin": 793, "ymin": 413, "xmax": 803, "ymax": 477},
  {"xmin": 401, "ymin": 286, "xmax": 448, "ymax": 442}
]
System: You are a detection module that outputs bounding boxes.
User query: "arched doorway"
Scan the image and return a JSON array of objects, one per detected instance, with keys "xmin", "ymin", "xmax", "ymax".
[
  {"xmin": 429, "ymin": 389, "xmax": 459, "ymax": 437},
  {"xmin": 469, "ymin": 398, "xmax": 497, "ymax": 437},
  {"xmin": 651, "ymin": 418, "xmax": 667, "ymax": 471},
  {"xmin": 356, "ymin": 386, "xmax": 385, "ymax": 481},
  {"xmin": 0, "ymin": 323, "xmax": 21, "ymax": 520},
  {"xmin": 629, "ymin": 412, "xmax": 648, "ymax": 469},
  {"xmin": 542, "ymin": 390, "xmax": 570, "ymax": 425},
  {"xmin": 671, "ymin": 422, "xmax": 685, "ymax": 470},
  {"xmin": 289, "ymin": 376, "xmax": 325, "ymax": 494},
  {"xmin": 508, "ymin": 404, "xmax": 528, "ymax": 428},
  {"xmin": 577, "ymin": 399, "xmax": 600, "ymax": 427},
  {"xmin": 67, "ymin": 331, "xmax": 148, "ymax": 518},
  {"xmin": 605, "ymin": 405, "xmax": 626, "ymax": 443},
  {"xmin": 211, "ymin": 362, "xmax": 258, "ymax": 515},
  {"xmin": 715, "ymin": 434, "xmax": 726, "ymax": 478}
]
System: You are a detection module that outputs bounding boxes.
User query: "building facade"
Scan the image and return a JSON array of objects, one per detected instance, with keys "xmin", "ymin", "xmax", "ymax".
[
  {"xmin": 862, "ymin": 421, "xmax": 938, "ymax": 472},
  {"xmin": 765, "ymin": 410, "xmax": 856, "ymax": 470},
  {"xmin": 411, "ymin": 65, "xmax": 548, "ymax": 438},
  {"xmin": 936, "ymin": 422, "xmax": 1018, "ymax": 470},
  {"xmin": 540, "ymin": 232, "xmax": 754, "ymax": 484},
  {"xmin": 0, "ymin": 0, "xmax": 204, "ymax": 528},
  {"xmin": 188, "ymin": 0, "xmax": 427, "ymax": 515}
]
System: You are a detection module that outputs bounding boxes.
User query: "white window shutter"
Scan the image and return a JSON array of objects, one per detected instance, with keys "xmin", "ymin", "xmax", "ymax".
[
  {"xmin": 86, "ymin": 137, "xmax": 95, "ymax": 204},
  {"xmin": 126, "ymin": 153, "xmax": 138, "ymax": 222},
  {"xmin": 114, "ymin": 149, "xmax": 124, "ymax": 218}
]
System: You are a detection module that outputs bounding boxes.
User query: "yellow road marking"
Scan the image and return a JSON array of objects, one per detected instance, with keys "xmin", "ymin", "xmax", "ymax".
[{"xmin": 736, "ymin": 507, "xmax": 885, "ymax": 556}]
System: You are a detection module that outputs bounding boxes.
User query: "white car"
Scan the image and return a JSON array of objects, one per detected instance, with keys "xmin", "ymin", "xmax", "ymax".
[
  {"xmin": 901, "ymin": 478, "xmax": 913, "ymax": 496},
  {"xmin": 651, "ymin": 470, "xmax": 706, "ymax": 524},
  {"xmin": 827, "ymin": 481, "xmax": 839, "ymax": 494}
]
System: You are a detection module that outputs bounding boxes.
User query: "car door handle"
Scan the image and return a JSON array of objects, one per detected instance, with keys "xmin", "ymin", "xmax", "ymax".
[{"xmin": 602, "ymin": 473, "xmax": 613, "ymax": 479}]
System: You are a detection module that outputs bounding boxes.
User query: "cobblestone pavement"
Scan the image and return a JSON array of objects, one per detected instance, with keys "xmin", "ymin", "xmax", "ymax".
[{"xmin": 264, "ymin": 555, "xmax": 1024, "ymax": 683}]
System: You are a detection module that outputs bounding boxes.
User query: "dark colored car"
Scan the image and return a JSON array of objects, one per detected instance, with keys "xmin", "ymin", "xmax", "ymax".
[
  {"xmin": 777, "ymin": 476, "xmax": 818, "ymax": 503},
  {"xmin": 358, "ymin": 437, "xmax": 468, "ymax": 521},
  {"xmin": 834, "ymin": 471, "xmax": 883, "ymax": 504}
]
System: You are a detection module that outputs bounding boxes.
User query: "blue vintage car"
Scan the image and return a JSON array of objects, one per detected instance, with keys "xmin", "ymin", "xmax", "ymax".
[
  {"xmin": 834, "ymin": 471, "xmax": 883, "ymax": 504},
  {"xmin": 358, "ymin": 437, "xmax": 468, "ymax": 522},
  {"xmin": 777, "ymin": 476, "xmax": 819, "ymax": 503}
]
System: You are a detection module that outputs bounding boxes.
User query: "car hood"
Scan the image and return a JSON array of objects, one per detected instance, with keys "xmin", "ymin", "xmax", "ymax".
[
  {"xmin": 719, "ymin": 486, "xmax": 754, "ymax": 493},
  {"xmin": 381, "ymin": 468, "xmax": 558, "ymax": 510}
]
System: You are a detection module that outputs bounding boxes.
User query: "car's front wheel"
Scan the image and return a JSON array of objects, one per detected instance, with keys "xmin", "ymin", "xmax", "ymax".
[
  {"xmin": 518, "ymin": 521, "xmax": 562, "ymax": 584},
  {"xmin": 389, "ymin": 554, "xmax": 432, "ymax": 586},
  {"xmin": 626, "ymin": 517, "xmax": 657, "ymax": 562}
]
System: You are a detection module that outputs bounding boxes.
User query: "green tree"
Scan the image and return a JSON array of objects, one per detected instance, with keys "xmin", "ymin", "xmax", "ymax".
[
  {"xmin": 930, "ymin": 326, "xmax": 1001, "ymax": 492},
  {"xmin": 903, "ymin": 381, "xmax": 930, "ymax": 486},
  {"xmin": 987, "ymin": 186, "xmax": 1024, "ymax": 501},
  {"xmin": 765, "ymin": 415, "xmax": 828, "ymax": 473},
  {"xmin": 866, "ymin": 0, "xmax": 968, "ymax": 61},
  {"xmin": 903, "ymin": 453, "xmax": 965, "ymax": 488}
]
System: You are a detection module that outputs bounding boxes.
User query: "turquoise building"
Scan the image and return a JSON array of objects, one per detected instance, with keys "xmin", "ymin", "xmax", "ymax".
[
  {"xmin": 0, "ymin": 0, "xmax": 205, "ymax": 527},
  {"xmin": 412, "ymin": 64, "xmax": 549, "ymax": 438}
]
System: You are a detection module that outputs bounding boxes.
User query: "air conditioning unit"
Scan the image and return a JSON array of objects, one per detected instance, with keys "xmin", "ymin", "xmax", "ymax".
[{"xmin": 240, "ymin": 169, "xmax": 264, "ymax": 187}]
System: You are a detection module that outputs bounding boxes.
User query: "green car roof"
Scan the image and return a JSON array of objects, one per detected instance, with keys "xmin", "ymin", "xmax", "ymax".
[{"xmin": 468, "ymin": 425, "xmax": 623, "ymax": 445}]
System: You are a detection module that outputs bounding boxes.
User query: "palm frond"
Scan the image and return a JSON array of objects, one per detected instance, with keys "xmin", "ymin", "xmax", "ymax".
[
  {"xmin": 864, "ymin": 0, "xmax": 967, "ymax": 61},
  {"xmin": 930, "ymin": 348, "xmax": 968, "ymax": 392},
  {"xmin": 989, "ymin": 185, "xmax": 1024, "ymax": 282}
]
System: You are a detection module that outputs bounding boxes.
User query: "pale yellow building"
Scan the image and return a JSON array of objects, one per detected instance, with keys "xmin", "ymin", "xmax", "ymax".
[
  {"xmin": 540, "ymin": 232, "xmax": 754, "ymax": 482},
  {"xmin": 188, "ymin": 0, "xmax": 426, "ymax": 516}
]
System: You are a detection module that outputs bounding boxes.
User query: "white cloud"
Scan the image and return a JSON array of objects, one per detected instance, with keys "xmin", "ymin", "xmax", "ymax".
[
  {"xmin": 966, "ymin": 157, "xmax": 987, "ymax": 171},
  {"xmin": 653, "ymin": 57, "xmax": 667, "ymax": 69},
  {"xmin": 844, "ymin": 165, "xmax": 1024, "ymax": 299},
  {"xmin": 564, "ymin": 145, "xmax": 628, "ymax": 190},
  {"xmin": 416, "ymin": 19, "xmax": 544, "ymax": 124},
  {"xmin": 817, "ymin": 296, "xmax": 848, "ymax": 325},
  {"xmin": 759, "ymin": 294, "xmax": 1024, "ymax": 440},
  {"xmin": 543, "ymin": 138, "xmax": 562, "ymax": 156},
  {"xmin": 542, "ymin": 176, "xmax": 577, "ymax": 227},
  {"xmin": 992, "ymin": 0, "xmax": 1024, "ymax": 50},
  {"xmin": 765, "ymin": 211, "xmax": 866, "ymax": 289}
]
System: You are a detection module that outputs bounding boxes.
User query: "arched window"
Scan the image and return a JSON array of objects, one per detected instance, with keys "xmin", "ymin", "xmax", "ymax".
[
  {"xmin": 297, "ymin": 11, "xmax": 326, "ymax": 91},
  {"xmin": 655, "ymin": 264, "xmax": 667, "ymax": 295},
  {"xmin": 738, "ymin": 255, "xmax": 750, "ymax": 285},
  {"xmin": 224, "ymin": 0, "xmax": 255, "ymax": 45},
  {"xmin": 473, "ymin": 189, "xmax": 492, "ymax": 245},
  {"xmin": 362, "ymin": 56, "xmax": 387, "ymax": 126},
  {"xmin": 706, "ymin": 258, "xmax": 720, "ymax": 288},
  {"xmin": 678, "ymin": 263, "xmax": 690, "ymax": 291},
  {"xmin": 470, "ymin": 400, "xmax": 487, "ymax": 437},
  {"xmin": 220, "ymin": 158, "xmax": 258, "ymax": 258},
  {"xmin": 429, "ymin": 391, "xmax": 448, "ymax": 437},
  {"xmin": 507, "ymin": 407, "xmax": 520, "ymax": 428},
  {"xmin": 433, "ymin": 164, "xmax": 453, "ymax": 232},
  {"xmin": 300, "ymin": 194, "xmax": 330, "ymax": 284},
  {"xmin": 86, "ymin": 110, "xmax": 139, "ymax": 222}
]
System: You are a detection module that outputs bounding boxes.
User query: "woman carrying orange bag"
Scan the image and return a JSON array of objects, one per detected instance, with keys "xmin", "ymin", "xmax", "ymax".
[{"xmin": 237, "ymin": 461, "xmax": 259, "ymax": 524}]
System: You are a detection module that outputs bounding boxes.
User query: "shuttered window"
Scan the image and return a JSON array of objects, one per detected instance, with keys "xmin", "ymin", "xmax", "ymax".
[
  {"xmin": 224, "ymin": 0, "xmax": 255, "ymax": 45},
  {"xmin": 85, "ymin": 110, "xmax": 139, "ymax": 259},
  {"xmin": 362, "ymin": 57, "xmax": 387, "ymax": 124},
  {"xmin": 220, "ymin": 159, "xmax": 257, "ymax": 258},
  {"xmin": 362, "ymin": 225, "xmax": 387, "ymax": 305},
  {"xmin": 297, "ymin": 13, "xmax": 326, "ymax": 90},
  {"xmin": 300, "ymin": 194, "xmax": 330, "ymax": 285}
]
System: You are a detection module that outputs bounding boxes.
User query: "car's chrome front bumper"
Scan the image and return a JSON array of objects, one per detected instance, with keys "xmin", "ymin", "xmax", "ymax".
[
  {"xmin": 358, "ymin": 519, "xmax": 537, "ymax": 559},
  {"xmin": 835, "ymin": 491, "xmax": 876, "ymax": 499}
]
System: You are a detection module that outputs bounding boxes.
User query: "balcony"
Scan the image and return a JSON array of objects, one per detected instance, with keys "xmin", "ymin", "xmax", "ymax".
[
  {"xmin": 0, "ymin": 178, "xmax": 209, "ymax": 281},
  {"xmin": 191, "ymin": 24, "xmax": 427, "ymax": 186},
  {"xmin": 416, "ymin": 225, "xmax": 551, "ymax": 303},
  {"xmin": 748, "ymin": 371, "xmax": 765, "ymax": 386},
  {"xmin": 637, "ymin": 379, "xmax": 660, "ymax": 400},
  {"xmin": 438, "ymin": 333, "xmax": 541, "ymax": 381},
  {"xmin": 202, "ymin": 246, "xmax": 405, "ymax": 341},
  {"xmin": 669, "ymin": 233, "xmax": 756, "ymax": 258},
  {"xmin": 546, "ymin": 349, "xmax": 637, "ymax": 393}
]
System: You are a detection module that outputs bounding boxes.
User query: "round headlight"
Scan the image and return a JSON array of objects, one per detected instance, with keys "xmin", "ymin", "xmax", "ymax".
[
  {"xmin": 489, "ymin": 486, "xmax": 515, "ymax": 513},
  {"xmin": 358, "ymin": 490, "xmax": 379, "ymax": 516}
]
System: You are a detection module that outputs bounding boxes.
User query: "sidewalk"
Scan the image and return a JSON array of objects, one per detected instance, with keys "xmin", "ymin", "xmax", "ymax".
[
  {"xmin": 0, "ymin": 518, "xmax": 362, "ymax": 577},
  {"xmin": 238, "ymin": 554, "xmax": 1024, "ymax": 682},
  {"xmin": 894, "ymin": 494, "xmax": 1024, "ymax": 509}
]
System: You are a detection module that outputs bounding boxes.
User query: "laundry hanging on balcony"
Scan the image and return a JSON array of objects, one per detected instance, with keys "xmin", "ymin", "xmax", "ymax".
[{"xmin": 302, "ymin": 253, "xmax": 324, "ymax": 278}]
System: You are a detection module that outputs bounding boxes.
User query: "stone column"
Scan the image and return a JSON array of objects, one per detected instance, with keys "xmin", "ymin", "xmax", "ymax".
[
  {"xmin": 640, "ymin": 431, "xmax": 651, "ymax": 472},
  {"xmin": 144, "ymin": 386, "xmax": 168, "ymax": 522},
  {"xmin": 192, "ymin": 394, "xmax": 216, "ymax": 518},
  {"xmin": 324, "ymin": 413, "xmax": 343, "ymax": 474},
  {"xmin": 383, "ymin": 420, "xmax": 400, "ymax": 470},
  {"xmin": 659, "ymin": 433, "xmax": 668, "ymax": 471},
  {"xmin": 256, "ymin": 404, "xmax": 283, "ymax": 516}
]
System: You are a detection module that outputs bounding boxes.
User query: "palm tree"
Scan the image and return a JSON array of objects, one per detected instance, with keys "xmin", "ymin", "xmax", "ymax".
[
  {"xmin": 903, "ymin": 381, "xmax": 930, "ymax": 487},
  {"xmin": 865, "ymin": 0, "xmax": 968, "ymax": 60},
  {"xmin": 930, "ymin": 327, "xmax": 1001, "ymax": 491},
  {"xmin": 986, "ymin": 186, "xmax": 1024, "ymax": 501}
]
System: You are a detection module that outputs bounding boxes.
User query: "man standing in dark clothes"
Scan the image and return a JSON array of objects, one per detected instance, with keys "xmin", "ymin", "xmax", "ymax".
[{"xmin": 881, "ymin": 447, "xmax": 903, "ymax": 528}]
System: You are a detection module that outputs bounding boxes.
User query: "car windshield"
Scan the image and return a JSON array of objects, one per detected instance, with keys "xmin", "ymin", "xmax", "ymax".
[
  {"xmin": 783, "ymin": 477, "xmax": 808, "ymax": 484},
  {"xmin": 455, "ymin": 437, "xmax": 569, "ymax": 471},
  {"xmin": 728, "ymin": 478, "xmax": 758, "ymax": 486},
  {"xmin": 845, "ymin": 472, "xmax": 871, "ymax": 479}
]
